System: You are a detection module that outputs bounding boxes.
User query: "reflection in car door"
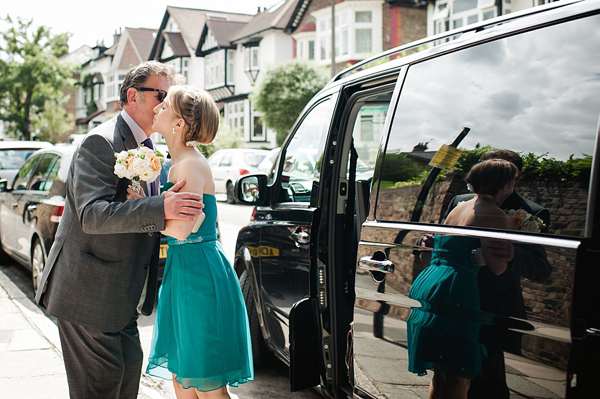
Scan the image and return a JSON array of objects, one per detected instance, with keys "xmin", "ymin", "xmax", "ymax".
[
  {"xmin": 255, "ymin": 98, "xmax": 334, "ymax": 358},
  {"xmin": 13, "ymin": 153, "xmax": 59, "ymax": 261},
  {"xmin": 353, "ymin": 12, "xmax": 600, "ymax": 398},
  {"xmin": 0, "ymin": 154, "xmax": 42, "ymax": 254}
]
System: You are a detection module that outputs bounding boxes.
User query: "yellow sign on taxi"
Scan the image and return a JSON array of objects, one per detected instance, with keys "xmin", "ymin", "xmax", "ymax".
[
  {"xmin": 159, "ymin": 244, "xmax": 168, "ymax": 258},
  {"xmin": 429, "ymin": 144, "xmax": 463, "ymax": 170},
  {"xmin": 248, "ymin": 246, "xmax": 280, "ymax": 257}
]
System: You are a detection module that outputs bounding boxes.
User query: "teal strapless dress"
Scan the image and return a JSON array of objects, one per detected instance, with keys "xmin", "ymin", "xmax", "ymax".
[
  {"xmin": 146, "ymin": 182, "xmax": 253, "ymax": 391},
  {"xmin": 407, "ymin": 235, "xmax": 489, "ymax": 380}
]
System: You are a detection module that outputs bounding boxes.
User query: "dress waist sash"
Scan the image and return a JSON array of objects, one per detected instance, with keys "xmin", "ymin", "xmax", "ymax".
[{"xmin": 168, "ymin": 233, "xmax": 218, "ymax": 246}]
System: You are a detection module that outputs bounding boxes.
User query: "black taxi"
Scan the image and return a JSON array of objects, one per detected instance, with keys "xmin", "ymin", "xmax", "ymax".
[{"xmin": 234, "ymin": 1, "xmax": 600, "ymax": 397}]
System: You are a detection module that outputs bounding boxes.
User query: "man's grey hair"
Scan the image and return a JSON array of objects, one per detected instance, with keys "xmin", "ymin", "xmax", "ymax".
[{"xmin": 119, "ymin": 61, "xmax": 185, "ymax": 108}]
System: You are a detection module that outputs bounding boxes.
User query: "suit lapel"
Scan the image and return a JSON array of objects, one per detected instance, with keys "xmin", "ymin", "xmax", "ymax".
[{"xmin": 115, "ymin": 114, "xmax": 138, "ymax": 151}]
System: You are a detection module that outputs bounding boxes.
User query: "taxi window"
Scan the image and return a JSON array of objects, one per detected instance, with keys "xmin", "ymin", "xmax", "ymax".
[
  {"xmin": 376, "ymin": 14, "xmax": 600, "ymax": 238},
  {"xmin": 277, "ymin": 98, "xmax": 333, "ymax": 203}
]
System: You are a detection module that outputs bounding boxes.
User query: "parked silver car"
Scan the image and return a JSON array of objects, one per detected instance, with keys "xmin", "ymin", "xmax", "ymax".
[
  {"xmin": 0, "ymin": 141, "xmax": 53, "ymax": 185},
  {"xmin": 208, "ymin": 148, "xmax": 269, "ymax": 203}
]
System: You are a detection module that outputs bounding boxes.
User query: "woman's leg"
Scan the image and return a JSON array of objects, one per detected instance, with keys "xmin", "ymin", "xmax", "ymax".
[
  {"xmin": 172, "ymin": 375, "xmax": 199, "ymax": 399},
  {"xmin": 429, "ymin": 371, "xmax": 447, "ymax": 399},
  {"xmin": 195, "ymin": 386, "xmax": 230, "ymax": 399},
  {"xmin": 440, "ymin": 374, "xmax": 470, "ymax": 399}
]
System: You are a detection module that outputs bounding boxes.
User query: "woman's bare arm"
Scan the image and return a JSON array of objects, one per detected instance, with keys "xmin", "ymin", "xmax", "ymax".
[{"xmin": 162, "ymin": 156, "xmax": 209, "ymax": 240}]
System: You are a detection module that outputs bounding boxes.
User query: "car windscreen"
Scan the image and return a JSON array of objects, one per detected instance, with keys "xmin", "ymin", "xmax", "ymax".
[
  {"xmin": 243, "ymin": 152, "xmax": 267, "ymax": 168},
  {"xmin": 0, "ymin": 149, "xmax": 39, "ymax": 170}
]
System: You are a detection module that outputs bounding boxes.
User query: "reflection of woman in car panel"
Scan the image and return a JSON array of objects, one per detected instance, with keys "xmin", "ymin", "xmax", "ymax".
[{"xmin": 407, "ymin": 159, "xmax": 518, "ymax": 399}]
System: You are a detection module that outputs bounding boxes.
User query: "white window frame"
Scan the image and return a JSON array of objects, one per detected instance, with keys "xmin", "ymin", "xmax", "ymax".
[
  {"xmin": 226, "ymin": 101, "xmax": 245, "ymax": 135},
  {"xmin": 244, "ymin": 46, "xmax": 259, "ymax": 72},
  {"xmin": 312, "ymin": 2, "xmax": 381, "ymax": 66},
  {"xmin": 433, "ymin": 0, "xmax": 499, "ymax": 34},
  {"xmin": 205, "ymin": 51, "xmax": 225, "ymax": 90},
  {"xmin": 227, "ymin": 50, "xmax": 235, "ymax": 84}
]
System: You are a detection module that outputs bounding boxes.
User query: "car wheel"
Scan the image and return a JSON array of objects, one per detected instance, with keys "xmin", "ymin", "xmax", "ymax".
[
  {"xmin": 226, "ymin": 181, "xmax": 235, "ymax": 204},
  {"xmin": 240, "ymin": 270, "xmax": 274, "ymax": 367},
  {"xmin": 31, "ymin": 239, "xmax": 46, "ymax": 293}
]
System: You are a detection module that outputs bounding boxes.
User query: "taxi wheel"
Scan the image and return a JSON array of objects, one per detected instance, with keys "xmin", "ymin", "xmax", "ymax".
[
  {"xmin": 31, "ymin": 239, "xmax": 46, "ymax": 293},
  {"xmin": 226, "ymin": 182, "xmax": 235, "ymax": 204},
  {"xmin": 240, "ymin": 270, "xmax": 274, "ymax": 367}
]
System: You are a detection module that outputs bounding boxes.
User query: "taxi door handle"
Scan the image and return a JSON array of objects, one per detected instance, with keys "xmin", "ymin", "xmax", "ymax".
[
  {"xmin": 358, "ymin": 256, "xmax": 395, "ymax": 274},
  {"xmin": 291, "ymin": 231, "xmax": 310, "ymax": 244}
]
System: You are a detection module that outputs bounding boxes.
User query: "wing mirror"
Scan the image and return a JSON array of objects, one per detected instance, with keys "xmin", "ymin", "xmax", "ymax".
[{"xmin": 235, "ymin": 174, "xmax": 267, "ymax": 205}]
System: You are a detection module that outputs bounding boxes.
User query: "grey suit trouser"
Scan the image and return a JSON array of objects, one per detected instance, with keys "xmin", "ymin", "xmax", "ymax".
[{"xmin": 57, "ymin": 315, "xmax": 143, "ymax": 399}]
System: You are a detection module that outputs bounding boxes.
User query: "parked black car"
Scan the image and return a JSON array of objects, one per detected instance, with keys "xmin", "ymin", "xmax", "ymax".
[
  {"xmin": 233, "ymin": 1, "xmax": 600, "ymax": 398},
  {"xmin": 0, "ymin": 145, "xmax": 74, "ymax": 292},
  {"xmin": 0, "ymin": 144, "xmax": 173, "ymax": 292}
]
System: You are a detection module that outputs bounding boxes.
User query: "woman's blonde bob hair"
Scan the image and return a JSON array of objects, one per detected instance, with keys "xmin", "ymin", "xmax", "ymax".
[{"xmin": 167, "ymin": 85, "xmax": 220, "ymax": 145}]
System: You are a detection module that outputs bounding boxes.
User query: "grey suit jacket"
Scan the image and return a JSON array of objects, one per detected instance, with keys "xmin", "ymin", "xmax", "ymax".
[{"xmin": 35, "ymin": 115, "xmax": 166, "ymax": 332}]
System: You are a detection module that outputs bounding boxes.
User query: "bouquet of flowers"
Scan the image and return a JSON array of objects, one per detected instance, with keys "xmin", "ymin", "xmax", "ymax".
[
  {"xmin": 114, "ymin": 146, "xmax": 165, "ymax": 194},
  {"xmin": 506, "ymin": 209, "xmax": 546, "ymax": 232}
]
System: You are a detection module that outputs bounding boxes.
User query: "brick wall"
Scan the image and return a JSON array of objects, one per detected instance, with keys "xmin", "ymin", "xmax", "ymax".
[{"xmin": 383, "ymin": 4, "xmax": 427, "ymax": 51}]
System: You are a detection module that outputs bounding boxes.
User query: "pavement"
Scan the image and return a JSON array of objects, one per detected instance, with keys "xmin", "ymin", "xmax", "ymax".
[{"xmin": 0, "ymin": 269, "xmax": 177, "ymax": 399}]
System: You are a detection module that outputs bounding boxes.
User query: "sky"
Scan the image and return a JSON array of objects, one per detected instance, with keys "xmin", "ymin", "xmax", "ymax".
[{"xmin": 1, "ymin": 0, "xmax": 279, "ymax": 52}]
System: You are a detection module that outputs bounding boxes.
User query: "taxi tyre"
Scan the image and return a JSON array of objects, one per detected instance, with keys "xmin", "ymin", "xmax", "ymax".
[
  {"xmin": 240, "ymin": 269, "xmax": 274, "ymax": 368},
  {"xmin": 31, "ymin": 238, "xmax": 46, "ymax": 293}
]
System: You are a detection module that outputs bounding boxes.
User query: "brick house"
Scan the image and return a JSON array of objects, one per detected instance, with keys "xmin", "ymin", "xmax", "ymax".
[{"xmin": 293, "ymin": 0, "xmax": 427, "ymax": 74}]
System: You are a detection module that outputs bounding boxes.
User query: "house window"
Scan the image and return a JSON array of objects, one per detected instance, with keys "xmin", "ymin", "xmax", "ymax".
[
  {"xmin": 227, "ymin": 50, "xmax": 235, "ymax": 84},
  {"xmin": 205, "ymin": 51, "xmax": 225, "ymax": 89},
  {"xmin": 356, "ymin": 11, "xmax": 372, "ymax": 23},
  {"xmin": 434, "ymin": 0, "xmax": 501, "ymax": 33},
  {"xmin": 226, "ymin": 101, "xmax": 245, "ymax": 135},
  {"xmin": 315, "ymin": 4, "xmax": 379, "ymax": 63},
  {"xmin": 244, "ymin": 44, "xmax": 260, "ymax": 83},
  {"xmin": 355, "ymin": 10, "xmax": 372, "ymax": 54},
  {"xmin": 181, "ymin": 57, "xmax": 189, "ymax": 82},
  {"xmin": 244, "ymin": 46, "xmax": 259, "ymax": 71},
  {"xmin": 335, "ymin": 11, "xmax": 349, "ymax": 57},
  {"xmin": 297, "ymin": 39, "xmax": 316, "ymax": 61},
  {"xmin": 356, "ymin": 28, "xmax": 372, "ymax": 54},
  {"xmin": 253, "ymin": 115, "xmax": 264, "ymax": 139}
]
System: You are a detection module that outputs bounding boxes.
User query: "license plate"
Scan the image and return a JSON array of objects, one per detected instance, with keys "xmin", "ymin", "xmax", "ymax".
[{"xmin": 159, "ymin": 244, "xmax": 168, "ymax": 258}]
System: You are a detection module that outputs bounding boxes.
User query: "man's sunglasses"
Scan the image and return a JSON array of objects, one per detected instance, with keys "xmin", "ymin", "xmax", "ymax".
[{"xmin": 137, "ymin": 87, "xmax": 167, "ymax": 102}]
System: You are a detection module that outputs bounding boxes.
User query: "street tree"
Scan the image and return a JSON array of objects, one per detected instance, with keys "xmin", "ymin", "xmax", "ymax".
[
  {"xmin": 31, "ymin": 97, "xmax": 75, "ymax": 143},
  {"xmin": 251, "ymin": 59, "xmax": 329, "ymax": 146},
  {"xmin": 202, "ymin": 119, "xmax": 246, "ymax": 158},
  {"xmin": 0, "ymin": 16, "xmax": 75, "ymax": 140}
]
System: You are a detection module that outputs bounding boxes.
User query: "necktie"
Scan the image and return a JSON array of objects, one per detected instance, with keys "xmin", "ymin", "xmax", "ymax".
[
  {"xmin": 141, "ymin": 136, "xmax": 160, "ymax": 315},
  {"xmin": 141, "ymin": 138, "xmax": 158, "ymax": 196}
]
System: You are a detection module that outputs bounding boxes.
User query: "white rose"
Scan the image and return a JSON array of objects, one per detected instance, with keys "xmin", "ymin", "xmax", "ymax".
[
  {"xmin": 115, "ymin": 151, "xmax": 129, "ymax": 163},
  {"xmin": 130, "ymin": 156, "xmax": 150, "ymax": 177},
  {"xmin": 139, "ymin": 147, "xmax": 155, "ymax": 157},
  {"xmin": 522, "ymin": 220, "xmax": 541, "ymax": 232},
  {"xmin": 114, "ymin": 163, "xmax": 131, "ymax": 179}
]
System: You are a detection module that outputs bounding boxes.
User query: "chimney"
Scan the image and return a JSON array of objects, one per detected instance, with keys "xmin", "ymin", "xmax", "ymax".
[{"xmin": 113, "ymin": 28, "xmax": 122, "ymax": 47}]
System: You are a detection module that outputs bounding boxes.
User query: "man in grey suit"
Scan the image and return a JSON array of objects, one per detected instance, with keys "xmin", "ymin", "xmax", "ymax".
[{"xmin": 35, "ymin": 61, "xmax": 203, "ymax": 399}]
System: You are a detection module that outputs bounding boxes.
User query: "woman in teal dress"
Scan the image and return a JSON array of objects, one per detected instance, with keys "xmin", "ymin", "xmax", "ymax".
[
  {"xmin": 407, "ymin": 159, "xmax": 518, "ymax": 399},
  {"xmin": 130, "ymin": 85, "xmax": 253, "ymax": 398}
]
